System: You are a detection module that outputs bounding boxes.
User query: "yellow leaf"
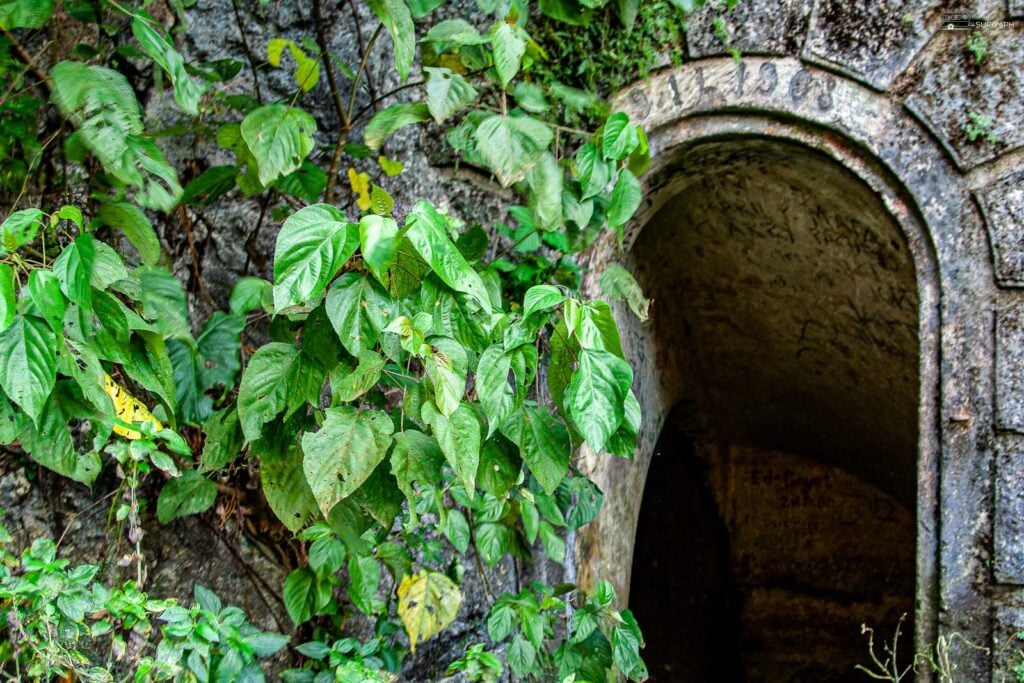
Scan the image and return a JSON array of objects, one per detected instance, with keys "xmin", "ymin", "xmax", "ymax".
[
  {"xmin": 348, "ymin": 167, "xmax": 372, "ymax": 212},
  {"xmin": 103, "ymin": 373, "xmax": 162, "ymax": 440},
  {"xmin": 378, "ymin": 155, "xmax": 404, "ymax": 176},
  {"xmin": 396, "ymin": 570, "xmax": 462, "ymax": 653}
]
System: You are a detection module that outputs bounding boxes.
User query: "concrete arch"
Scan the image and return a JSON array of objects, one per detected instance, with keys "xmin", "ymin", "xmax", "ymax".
[{"xmin": 572, "ymin": 56, "xmax": 1000, "ymax": 679}]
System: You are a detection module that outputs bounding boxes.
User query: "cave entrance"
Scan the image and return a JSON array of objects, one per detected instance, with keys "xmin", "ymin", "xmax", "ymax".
[{"xmin": 626, "ymin": 137, "xmax": 919, "ymax": 682}]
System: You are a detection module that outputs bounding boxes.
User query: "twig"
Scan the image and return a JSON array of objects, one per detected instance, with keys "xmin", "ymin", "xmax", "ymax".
[
  {"xmin": 229, "ymin": 0, "xmax": 262, "ymax": 102},
  {"xmin": 0, "ymin": 27, "xmax": 50, "ymax": 93}
]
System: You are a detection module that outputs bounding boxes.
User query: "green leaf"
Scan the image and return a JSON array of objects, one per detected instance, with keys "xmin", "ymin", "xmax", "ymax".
[
  {"xmin": 576, "ymin": 143, "xmax": 611, "ymax": 200},
  {"xmin": 51, "ymin": 62, "xmax": 181, "ymax": 211},
  {"xmin": 424, "ymin": 336, "xmax": 468, "ymax": 417},
  {"xmin": 443, "ymin": 508, "xmax": 471, "ymax": 553},
  {"xmin": 500, "ymin": 406, "xmax": 570, "ymax": 495},
  {"xmin": 237, "ymin": 343, "xmax": 316, "ymax": 441},
  {"xmin": 616, "ymin": 0, "xmax": 640, "ymax": 30},
  {"xmin": 348, "ymin": 552, "xmax": 382, "ymax": 615},
  {"xmin": 301, "ymin": 407, "xmax": 395, "ymax": 516},
  {"xmin": 522, "ymin": 285, "xmax": 564, "ymax": 318},
  {"xmin": 423, "ymin": 400, "xmax": 480, "ymax": 493},
  {"xmin": 241, "ymin": 104, "xmax": 317, "ymax": 186},
  {"xmin": 230, "ymin": 277, "xmax": 272, "ymax": 315},
  {"xmin": 0, "ymin": 316, "xmax": 56, "ymax": 426},
  {"xmin": 199, "ymin": 408, "xmax": 244, "ymax": 471},
  {"xmin": 276, "ymin": 161, "xmax": 328, "ymax": 202},
  {"xmin": 477, "ymin": 345, "xmax": 515, "ymax": 436},
  {"xmin": 330, "ymin": 349, "xmax": 386, "ymax": 402},
  {"xmin": 268, "ymin": 39, "xmax": 321, "ymax": 92},
  {"xmin": 0, "ymin": 264, "xmax": 14, "ymax": 332},
  {"xmin": 607, "ymin": 169, "xmax": 642, "ymax": 229},
  {"xmin": 273, "ymin": 204, "xmax": 358, "ymax": 312},
  {"xmin": 599, "ymin": 265, "xmax": 649, "ymax": 321},
  {"xmin": 260, "ymin": 443, "xmax": 318, "ymax": 532},
  {"xmin": 26, "ymin": 270, "xmax": 65, "ymax": 333},
  {"xmin": 132, "ymin": 14, "xmax": 207, "ymax": 115},
  {"xmin": 526, "ymin": 152, "xmax": 563, "ymax": 231},
  {"xmin": 605, "ymin": 389, "xmax": 640, "ymax": 458},
  {"xmin": 0, "ymin": 208, "xmax": 43, "ymax": 254},
  {"xmin": 565, "ymin": 299, "xmax": 623, "ymax": 356},
  {"xmin": 367, "ymin": 0, "xmax": 415, "ymax": 82},
  {"xmin": 508, "ymin": 634, "xmax": 537, "ymax": 677},
  {"xmin": 181, "ymin": 165, "xmax": 237, "ymax": 206},
  {"xmin": 325, "ymin": 273, "xmax": 394, "ymax": 357},
  {"xmin": 309, "ymin": 537, "xmax": 345, "ymax": 576},
  {"xmin": 474, "ymin": 115, "xmax": 553, "ymax": 187},
  {"xmin": 156, "ymin": 470, "xmax": 217, "ymax": 523},
  {"xmin": 404, "ymin": 201, "xmax": 491, "ymax": 310},
  {"xmin": 490, "ymin": 21, "xmax": 525, "ymax": 87},
  {"xmin": 424, "ymin": 19, "xmax": 488, "ymax": 44},
  {"xmin": 425, "ymin": 67, "xmax": 478, "ymax": 123},
  {"xmin": 397, "ymin": 570, "xmax": 463, "ymax": 653},
  {"xmin": 513, "ymin": 82, "xmax": 549, "ymax": 113},
  {"xmin": 364, "ymin": 102, "xmax": 431, "ymax": 150},
  {"xmin": 94, "ymin": 202, "xmax": 162, "ymax": 266},
  {"xmin": 52, "ymin": 234, "xmax": 95, "ymax": 308},
  {"xmin": 478, "ymin": 438, "xmax": 520, "ymax": 498},
  {"xmin": 359, "ymin": 215, "xmax": 399, "ymax": 287},
  {"xmin": 18, "ymin": 390, "xmax": 100, "ymax": 484},
  {"xmin": 611, "ymin": 610, "xmax": 647, "ymax": 680},
  {"xmin": 283, "ymin": 568, "xmax": 331, "ymax": 626},
  {"xmin": 601, "ymin": 112, "xmax": 639, "ymax": 161},
  {"xmin": 0, "ymin": 0, "xmax": 53, "ymax": 28},
  {"xmin": 390, "ymin": 429, "xmax": 444, "ymax": 512},
  {"xmin": 565, "ymin": 349, "xmax": 632, "ymax": 452},
  {"xmin": 136, "ymin": 266, "xmax": 189, "ymax": 339}
]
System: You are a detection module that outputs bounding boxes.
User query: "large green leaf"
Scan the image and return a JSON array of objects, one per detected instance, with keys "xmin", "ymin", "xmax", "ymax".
[
  {"xmin": 260, "ymin": 442, "xmax": 317, "ymax": 532},
  {"xmin": 94, "ymin": 202, "xmax": 162, "ymax": 266},
  {"xmin": 301, "ymin": 407, "xmax": 395, "ymax": 516},
  {"xmin": 325, "ymin": 273, "xmax": 395, "ymax": 357},
  {"xmin": 364, "ymin": 102, "xmax": 431, "ymax": 150},
  {"xmin": 607, "ymin": 169, "xmax": 642, "ymax": 229},
  {"xmin": 500, "ymin": 406, "xmax": 570, "ymax": 495},
  {"xmin": 0, "ymin": 0, "xmax": 54, "ymax": 28},
  {"xmin": 359, "ymin": 214, "xmax": 399, "ymax": 287},
  {"xmin": 424, "ymin": 67, "xmax": 478, "ymax": 123},
  {"xmin": 390, "ymin": 429, "xmax": 445, "ymax": 514},
  {"xmin": 156, "ymin": 470, "xmax": 218, "ymax": 523},
  {"xmin": 283, "ymin": 567, "xmax": 331, "ymax": 626},
  {"xmin": 423, "ymin": 19, "xmax": 488, "ymax": 45},
  {"xmin": 132, "ymin": 14, "xmax": 207, "ymax": 115},
  {"xmin": 273, "ymin": 203, "xmax": 358, "ymax": 312},
  {"xmin": 601, "ymin": 112, "xmax": 639, "ymax": 161},
  {"xmin": 490, "ymin": 21, "xmax": 525, "ymax": 87},
  {"xmin": 52, "ymin": 234, "xmax": 95, "ymax": 309},
  {"xmin": 330, "ymin": 349, "xmax": 386, "ymax": 403},
  {"xmin": 0, "ymin": 316, "xmax": 57, "ymax": 426},
  {"xmin": 51, "ymin": 62, "xmax": 181, "ymax": 211},
  {"xmin": 404, "ymin": 202, "xmax": 490, "ymax": 310},
  {"xmin": 477, "ymin": 344, "xmax": 515, "ymax": 436},
  {"xmin": 527, "ymin": 152, "xmax": 563, "ymax": 231},
  {"xmin": 135, "ymin": 266, "xmax": 190, "ymax": 340},
  {"xmin": 367, "ymin": 0, "xmax": 415, "ymax": 82},
  {"xmin": 0, "ymin": 208, "xmax": 44, "ymax": 255},
  {"xmin": 576, "ymin": 143, "xmax": 611, "ymax": 200},
  {"xmin": 423, "ymin": 400, "xmax": 480, "ymax": 493},
  {"xmin": 474, "ymin": 115, "xmax": 553, "ymax": 187},
  {"xmin": 238, "ymin": 343, "xmax": 320, "ymax": 442},
  {"xmin": 18, "ymin": 389, "xmax": 100, "ymax": 484},
  {"xmin": 565, "ymin": 349, "xmax": 632, "ymax": 452},
  {"xmin": 26, "ymin": 270, "xmax": 65, "ymax": 333},
  {"xmin": 240, "ymin": 104, "xmax": 317, "ymax": 186}
]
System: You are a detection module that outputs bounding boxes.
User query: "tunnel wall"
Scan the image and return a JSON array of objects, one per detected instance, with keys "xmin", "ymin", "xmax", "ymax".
[{"xmin": 572, "ymin": 15, "xmax": 1024, "ymax": 675}]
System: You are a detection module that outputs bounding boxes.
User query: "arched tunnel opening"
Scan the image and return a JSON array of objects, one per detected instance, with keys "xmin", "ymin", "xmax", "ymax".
[{"xmin": 627, "ymin": 137, "xmax": 919, "ymax": 682}]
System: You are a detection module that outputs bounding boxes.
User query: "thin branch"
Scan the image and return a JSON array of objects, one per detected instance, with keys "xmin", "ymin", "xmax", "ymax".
[
  {"xmin": 347, "ymin": 23, "xmax": 384, "ymax": 121},
  {"xmin": 0, "ymin": 27, "xmax": 50, "ymax": 94},
  {"xmin": 229, "ymin": 0, "xmax": 262, "ymax": 102}
]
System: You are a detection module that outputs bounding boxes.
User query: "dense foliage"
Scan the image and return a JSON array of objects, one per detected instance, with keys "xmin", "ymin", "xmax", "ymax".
[{"xmin": 0, "ymin": 0, "xmax": 706, "ymax": 679}]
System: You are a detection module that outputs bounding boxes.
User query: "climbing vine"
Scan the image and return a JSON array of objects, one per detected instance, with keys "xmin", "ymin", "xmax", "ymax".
[{"xmin": 0, "ymin": 0, "xmax": 706, "ymax": 679}]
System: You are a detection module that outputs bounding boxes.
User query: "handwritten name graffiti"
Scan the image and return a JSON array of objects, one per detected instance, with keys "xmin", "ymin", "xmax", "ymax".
[{"xmin": 625, "ymin": 61, "xmax": 838, "ymax": 122}]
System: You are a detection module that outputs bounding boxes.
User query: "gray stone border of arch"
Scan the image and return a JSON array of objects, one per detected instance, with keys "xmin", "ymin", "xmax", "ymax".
[{"xmin": 571, "ymin": 56, "xmax": 998, "ymax": 679}]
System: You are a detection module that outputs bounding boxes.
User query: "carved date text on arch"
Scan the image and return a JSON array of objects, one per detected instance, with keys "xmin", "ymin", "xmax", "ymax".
[{"xmin": 622, "ymin": 59, "xmax": 839, "ymax": 124}]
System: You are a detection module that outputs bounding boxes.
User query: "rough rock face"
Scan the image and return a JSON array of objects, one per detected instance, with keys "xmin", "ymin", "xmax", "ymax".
[{"xmin": 4, "ymin": 0, "xmax": 1024, "ymax": 680}]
